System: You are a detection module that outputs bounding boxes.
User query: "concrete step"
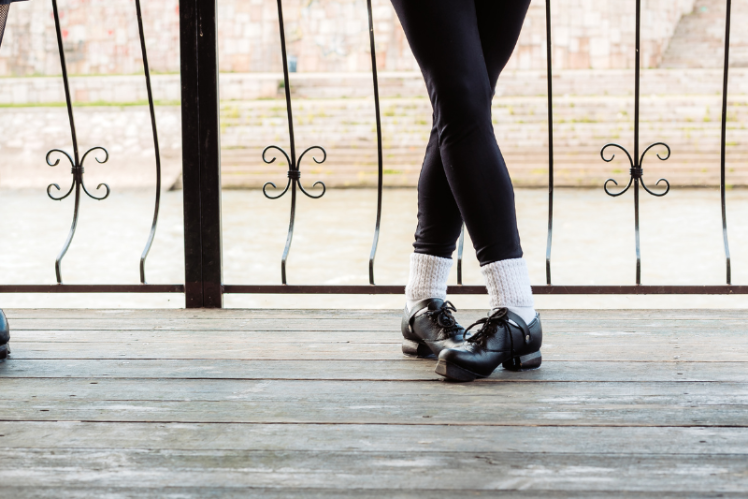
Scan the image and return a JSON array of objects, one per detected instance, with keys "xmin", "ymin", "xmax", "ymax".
[
  {"xmin": 3, "ymin": 69, "xmax": 748, "ymax": 105},
  {"xmin": 661, "ymin": 0, "xmax": 748, "ymax": 68}
]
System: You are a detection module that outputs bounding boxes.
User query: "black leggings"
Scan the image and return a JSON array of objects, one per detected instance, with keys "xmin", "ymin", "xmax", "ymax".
[{"xmin": 391, "ymin": 0, "xmax": 531, "ymax": 265}]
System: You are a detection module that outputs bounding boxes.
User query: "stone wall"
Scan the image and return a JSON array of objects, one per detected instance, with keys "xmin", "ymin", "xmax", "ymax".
[{"xmin": 0, "ymin": 0, "xmax": 697, "ymax": 77}]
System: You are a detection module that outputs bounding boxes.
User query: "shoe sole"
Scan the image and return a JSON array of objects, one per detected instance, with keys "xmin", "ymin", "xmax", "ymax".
[
  {"xmin": 502, "ymin": 350, "xmax": 542, "ymax": 371},
  {"xmin": 436, "ymin": 350, "xmax": 542, "ymax": 382},
  {"xmin": 0, "ymin": 343, "xmax": 9, "ymax": 359},
  {"xmin": 401, "ymin": 338, "xmax": 436, "ymax": 359},
  {"xmin": 435, "ymin": 359, "xmax": 482, "ymax": 382}
]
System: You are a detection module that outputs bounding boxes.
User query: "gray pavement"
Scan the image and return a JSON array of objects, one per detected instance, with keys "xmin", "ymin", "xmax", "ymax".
[{"xmin": 1, "ymin": 187, "xmax": 748, "ymax": 309}]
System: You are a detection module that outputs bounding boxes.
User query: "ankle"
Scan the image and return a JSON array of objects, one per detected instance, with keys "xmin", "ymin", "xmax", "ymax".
[
  {"xmin": 501, "ymin": 306, "xmax": 537, "ymax": 325},
  {"xmin": 481, "ymin": 258, "xmax": 536, "ymax": 322},
  {"xmin": 405, "ymin": 253, "xmax": 453, "ymax": 312}
]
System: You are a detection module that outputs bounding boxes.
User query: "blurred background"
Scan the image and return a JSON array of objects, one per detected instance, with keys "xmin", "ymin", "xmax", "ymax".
[{"xmin": 1, "ymin": 0, "xmax": 747, "ymax": 309}]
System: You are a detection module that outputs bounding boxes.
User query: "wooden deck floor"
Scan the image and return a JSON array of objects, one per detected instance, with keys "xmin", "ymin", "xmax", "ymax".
[{"xmin": 0, "ymin": 308, "xmax": 747, "ymax": 497}]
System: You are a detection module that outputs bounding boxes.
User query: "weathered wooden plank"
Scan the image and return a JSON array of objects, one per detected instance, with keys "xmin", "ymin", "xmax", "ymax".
[
  {"xmin": 8, "ymin": 317, "xmax": 748, "ymax": 332},
  {"xmin": 0, "ymin": 488, "xmax": 741, "ymax": 499},
  {"xmin": 0, "ymin": 449, "xmax": 746, "ymax": 492},
  {"xmin": 7, "ymin": 318, "xmax": 402, "ymax": 331},
  {"xmin": 1, "ymin": 379, "xmax": 747, "ymax": 426},
  {"xmin": 2, "ymin": 487, "xmax": 745, "ymax": 499},
  {"xmin": 2, "ymin": 309, "xmax": 403, "ymax": 320},
  {"xmin": 2, "ymin": 359, "xmax": 747, "ymax": 383},
  {"xmin": 10, "ymin": 330, "xmax": 403, "ymax": 343},
  {"xmin": 6, "ymin": 308, "xmax": 748, "ymax": 320},
  {"xmin": 8, "ymin": 319, "xmax": 748, "ymax": 341},
  {"xmin": 7, "ymin": 335, "xmax": 748, "ymax": 361},
  {"xmin": 0, "ymin": 422, "xmax": 745, "ymax": 454},
  {"xmin": 4, "ymin": 488, "xmax": 742, "ymax": 499}
]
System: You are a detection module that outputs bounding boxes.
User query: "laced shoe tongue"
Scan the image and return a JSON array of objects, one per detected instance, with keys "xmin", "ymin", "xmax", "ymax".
[
  {"xmin": 427, "ymin": 300, "xmax": 460, "ymax": 332},
  {"xmin": 467, "ymin": 308, "xmax": 509, "ymax": 343}
]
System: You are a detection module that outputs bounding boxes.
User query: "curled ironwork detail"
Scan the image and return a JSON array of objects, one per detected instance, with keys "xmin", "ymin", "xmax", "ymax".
[
  {"xmin": 600, "ymin": 0, "xmax": 674, "ymax": 285},
  {"xmin": 602, "ymin": 142, "xmax": 670, "ymax": 198},
  {"xmin": 47, "ymin": 147, "xmax": 110, "ymax": 202},
  {"xmin": 264, "ymin": 0, "xmax": 327, "ymax": 284},
  {"xmin": 601, "ymin": 140, "xmax": 671, "ymax": 285},
  {"xmin": 262, "ymin": 145, "xmax": 327, "ymax": 202},
  {"xmin": 48, "ymin": 0, "xmax": 111, "ymax": 284}
]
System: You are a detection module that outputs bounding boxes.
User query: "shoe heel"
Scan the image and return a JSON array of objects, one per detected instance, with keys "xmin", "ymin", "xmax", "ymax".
[
  {"xmin": 502, "ymin": 350, "xmax": 541, "ymax": 371},
  {"xmin": 0, "ymin": 344, "xmax": 9, "ymax": 359},
  {"xmin": 402, "ymin": 338, "xmax": 435, "ymax": 359},
  {"xmin": 435, "ymin": 359, "xmax": 477, "ymax": 382}
]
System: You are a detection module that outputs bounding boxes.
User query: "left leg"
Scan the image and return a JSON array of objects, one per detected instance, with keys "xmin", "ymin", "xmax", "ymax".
[
  {"xmin": 472, "ymin": 0, "xmax": 537, "ymax": 325},
  {"xmin": 434, "ymin": 0, "xmax": 545, "ymax": 381}
]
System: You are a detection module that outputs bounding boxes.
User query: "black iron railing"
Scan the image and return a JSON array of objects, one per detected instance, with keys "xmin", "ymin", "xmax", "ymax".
[{"xmin": 0, "ymin": 0, "xmax": 744, "ymax": 308}]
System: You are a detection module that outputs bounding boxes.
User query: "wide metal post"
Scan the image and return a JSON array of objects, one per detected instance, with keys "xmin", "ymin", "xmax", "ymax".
[{"xmin": 179, "ymin": 0, "xmax": 224, "ymax": 308}]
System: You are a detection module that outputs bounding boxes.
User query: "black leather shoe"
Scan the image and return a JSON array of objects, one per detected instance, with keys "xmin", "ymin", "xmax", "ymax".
[
  {"xmin": 0, "ymin": 309, "xmax": 9, "ymax": 359},
  {"xmin": 401, "ymin": 299, "xmax": 466, "ymax": 359},
  {"xmin": 435, "ymin": 308, "xmax": 542, "ymax": 382}
]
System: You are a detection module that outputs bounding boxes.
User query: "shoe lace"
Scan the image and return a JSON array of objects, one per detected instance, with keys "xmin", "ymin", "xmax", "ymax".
[
  {"xmin": 465, "ymin": 307, "xmax": 510, "ymax": 345},
  {"xmin": 425, "ymin": 301, "xmax": 462, "ymax": 335}
]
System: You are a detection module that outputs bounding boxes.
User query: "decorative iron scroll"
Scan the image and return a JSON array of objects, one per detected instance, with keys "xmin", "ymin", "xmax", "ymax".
[
  {"xmin": 263, "ymin": 0, "xmax": 327, "ymax": 284},
  {"xmin": 600, "ymin": 0, "xmax": 671, "ymax": 285},
  {"xmin": 48, "ymin": 0, "xmax": 110, "ymax": 284}
]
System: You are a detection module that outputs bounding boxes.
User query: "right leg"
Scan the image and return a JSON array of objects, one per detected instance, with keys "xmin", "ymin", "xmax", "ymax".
[
  {"xmin": 402, "ymin": 123, "xmax": 465, "ymax": 359},
  {"xmin": 404, "ymin": 122, "xmax": 463, "ymax": 312}
]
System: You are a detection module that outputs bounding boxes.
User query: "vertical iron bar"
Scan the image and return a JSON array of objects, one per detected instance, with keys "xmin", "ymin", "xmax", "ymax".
[
  {"xmin": 634, "ymin": 178, "xmax": 641, "ymax": 284},
  {"xmin": 135, "ymin": 0, "xmax": 162, "ymax": 285},
  {"xmin": 634, "ymin": 0, "xmax": 640, "ymax": 163},
  {"xmin": 179, "ymin": 0, "xmax": 223, "ymax": 308},
  {"xmin": 457, "ymin": 226, "xmax": 465, "ymax": 285},
  {"xmin": 720, "ymin": 0, "xmax": 732, "ymax": 285},
  {"xmin": 544, "ymin": 0, "xmax": 554, "ymax": 285},
  {"xmin": 602, "ymin": 0, "xmax": 669, "ymax": 283},
  {"xmin": 276, "ymin": 0, "xmax": 296, "ymax": 166},
  {"xmin": 366, "ymin": 0, "xmax": 383, "ymax": 286},
  {"xmin": 179, "ymin": 0, "xmax": 202, "ymax": 307},
  {"xmin": 277, "ymin": 0, "xmax": 297, "ymax": 285},
  {"xmin": 633, "ymin": 0, "xmax": 641, "ymax": 285},
  {"xmin": 263, "ymin": 0, "xmax": 326, "ymax": 283},
  {"xmin": 52, "ymin": 0, "xmax": 80, "ymax": 167},
  {"xmin": 51, "ymin": 0, "xmax": 81, "ymax": 284},
  {"xmin": 196, "ymin": 0, "xmax": 223, "ymax": 307}
]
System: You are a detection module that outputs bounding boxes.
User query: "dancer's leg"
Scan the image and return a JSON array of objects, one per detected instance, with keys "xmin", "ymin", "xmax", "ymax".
[
  {"xmin": 476, "ymin": 0, "xmax": 532, "ymax": 93},
  {"xmin": 392, "ymin": 0, "xmax": 522, "ymax": 264},
  {"xmin": 394, "ymin": 0, "xmax": 536, "ymax": 323},
  {"xmin": 411, "ymin": 0, "xmax": 532, "ymax": 264},
  {"xmin": 405, "ymin": 123, "xmax": 461, "ymax": 310},
  {"xmin": 473, "ymin": 0, "xmax": 535, "ymax": 323}
]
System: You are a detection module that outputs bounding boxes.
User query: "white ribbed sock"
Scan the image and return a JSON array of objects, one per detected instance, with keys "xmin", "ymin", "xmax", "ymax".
[
  {"xmin": 481, "ymin": 258, "xmax": 537, "ymax": 325},
  {"xmin": 405, "ymin": 253, "xmax": 453, "ymax": 312}
]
